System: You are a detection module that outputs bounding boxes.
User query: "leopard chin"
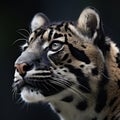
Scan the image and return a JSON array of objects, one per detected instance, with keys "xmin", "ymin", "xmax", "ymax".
[{"xmin": 20, "ymin": 87, "xmax": 45, "ymax": 103}]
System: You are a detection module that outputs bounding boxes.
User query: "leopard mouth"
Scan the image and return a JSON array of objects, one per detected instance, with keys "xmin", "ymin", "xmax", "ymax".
[{"xmin": 12, "ymin": 77, "xmax": 65, "ymax": 97}]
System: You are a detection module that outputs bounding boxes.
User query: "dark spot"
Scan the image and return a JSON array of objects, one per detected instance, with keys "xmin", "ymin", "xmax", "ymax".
[
  {"xmin": 55, "ymin": 22, "xmax": 64, "ymax": 31},
  {"xmin": 67, "ymin": 59, "xmax": 72, "ymax": 63},
  {"xmin": 31, "ymin": 89, "xmax": 34, "ymax": 92},
  {"xmin": 63, "ymin": 70, "xmax": 67, "ymax": 72},
  {"xmin": 53, "ymin": 33, "xmax": 63, "ymax": 39},
  {"xmin": 48, "ymin": 29, "xmax": 53, "ymax": 41},
  {"xmin": 64, "ymin": 34, "xmax": 68, "ymax": 43},
  {"xmin": 59, "ymin": 63, "xmax": 64, "ymax": 65},
  {"xmin": 36, "ymin": 28, "xmax": 45, "ymax": 38},
  {"xmin": 61, "ymin": 95, "xmax": 73, "ymax": 102},
  {"xmin": 55, "ymin": 108, "xmax": 61, "ymax": 113},
  {"xmin": 76, "ymin": 100, "xmax": 88, "ymax": 111},
  {"xmin": 59, "ymin": 66, "xmax": 63, "ymax": 69},
  {"xmin": 65, "ymin": 23, "xmax": 68, "ymax": 31},
  {"xmin": 36, "ymin": 91, "xmax": 39, "ymax": 94},
  {"xmin": 57, "ymin": 72, "xmax": 61, "ymax": 75},
  {"xmin": 92, "ymin": 67, "xmax": 99, "ymax": 76},
  {"xmin": 117, "ymin": 80, "xmax": 120, "ymax": 89},
  {"xmin": 81, "ymin": 44, "xmax": 86, "ymax": 49},
  {"xmin": 92, "ymin": 117, "xmax": 97, "ymax": 120},
  {"xmin": 68, "ymin": 33, "xmax": 72, "ymax": 37},
  {"xmin": 80, "ymin": 64, "xmax": 84, "ymax": 68},
  {"xmin": 116, "ymin": 53, "xmax": 120, "ymax": 68},
  {"xmin": 61, "ymin": 54, "xmax": 69, "ymax": 61},
  {"xmin": 109, "ymin": 97, "xmax": 118, "ymax": 106}
]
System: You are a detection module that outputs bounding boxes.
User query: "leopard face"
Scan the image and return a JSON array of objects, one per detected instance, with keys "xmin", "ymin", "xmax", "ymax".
[{"xmin": 13, "ymin": 7, "xmax": 106, "ymax": 104}]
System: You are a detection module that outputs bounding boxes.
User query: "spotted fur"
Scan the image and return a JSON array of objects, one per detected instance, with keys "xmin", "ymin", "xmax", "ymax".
[{"xmin": 13, "ymin": 7, "xmax": 120, "ymax": 120}]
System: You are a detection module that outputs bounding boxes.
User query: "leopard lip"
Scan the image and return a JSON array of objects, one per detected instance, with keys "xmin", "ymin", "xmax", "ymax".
[
  {"xmin": 24, "ymin": 77, "xmax": 65, "ymax": 96},
  {"xmin": 13, "ymin": 77, "xmax": 65, "ymax": 96}
]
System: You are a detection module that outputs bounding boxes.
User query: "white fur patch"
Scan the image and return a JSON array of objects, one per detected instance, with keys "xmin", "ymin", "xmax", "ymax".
[{"xmin": 21, "ymin": 87, "xmax": 45, "ymax": 103}]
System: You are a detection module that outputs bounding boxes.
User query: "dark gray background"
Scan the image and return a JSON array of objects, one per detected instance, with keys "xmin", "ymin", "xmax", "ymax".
[{"xmin": 0, "ymin": 0, "xmax": 120, "ymax": 120}]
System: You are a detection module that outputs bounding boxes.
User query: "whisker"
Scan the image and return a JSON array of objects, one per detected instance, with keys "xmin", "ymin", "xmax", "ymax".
[
  {"xmin": 50, "ymin": 80, "xmax": 68, "ymax": 89},
  {"xmin": 70, "ymin": 86, "xmax": 88, "ymax": 99},
  {"xmin": 45, "ymin": 81, "xmax": 59, "ymax": 92},
  {"xmin": 12, "ymin": 89, "xmax": 17, "ymax": 100},
  {"xmin": 16, "ymin": 97, "xmax": 23, "ymax": 104},
  {"xmin": 41, "ymin": 81, "xmax": 49, "ymax": 91},
  {"xmin": 12, "ymin": 38, "xmax": 27, "ymax": 45},
  {"xmin": 17, "ymin": 28, "xmax": 30, "ymax": 36},
  {"xmin": 50, "ymin": 78, "xmax": 88, "ymax": 98},
  {"xmin": 17, "ymin": 29, "xmax": 29, "ymax": 39},
  {"xmin": 101, "ymin": 72, "xmax": 111, "ymax": 80}
]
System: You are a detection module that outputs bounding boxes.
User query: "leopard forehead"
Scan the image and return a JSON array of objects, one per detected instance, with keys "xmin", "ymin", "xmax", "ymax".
[
  {"xmin": 29, "ymin": 22, "xmax": 90, "ymax": 44},
  {"xmin": 32, "ymin": 23, "xmax": 102, "ymax": 55},
  {"xmin": 28, "ymin": 22, "xmax": 100, "ymax": 57}
]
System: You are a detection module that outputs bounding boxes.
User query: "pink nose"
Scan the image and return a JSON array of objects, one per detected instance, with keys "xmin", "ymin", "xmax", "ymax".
[{"xmin": 15, "ymin": 63, "xmax": 28, "ymax": 76}]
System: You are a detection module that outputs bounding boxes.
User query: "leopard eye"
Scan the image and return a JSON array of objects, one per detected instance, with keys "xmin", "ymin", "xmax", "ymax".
[{"xmin": 50, "ymin": 41, "xmax": 63, "ymax": 51}]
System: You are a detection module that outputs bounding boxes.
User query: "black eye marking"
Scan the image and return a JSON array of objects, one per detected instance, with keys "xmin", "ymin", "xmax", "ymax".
[
  {"xmin": 53, "ymin": 33, "xmax": 63, "ymax": 39},
  {"xmin": 66, "ymin": 43, "xmax": 90, "ymax": 64}
]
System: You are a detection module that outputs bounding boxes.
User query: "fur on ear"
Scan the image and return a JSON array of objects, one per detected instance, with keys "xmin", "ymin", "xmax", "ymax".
[
  {"xmin": 77, "ymin": 7, "xmax": 102, "ymax": 39},
  {"xmin": 31, "ymin": 13, "xmax": 50, "ymax": 32},
  {"xmin": 77, "ymin": 7, "xmax": 108, "ymax": 55}
]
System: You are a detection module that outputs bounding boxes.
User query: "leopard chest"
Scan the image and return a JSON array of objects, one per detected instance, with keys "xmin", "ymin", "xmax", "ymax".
[{"xmin": 49, "ymin": 89, "xmax": 108, "ymax": 120}]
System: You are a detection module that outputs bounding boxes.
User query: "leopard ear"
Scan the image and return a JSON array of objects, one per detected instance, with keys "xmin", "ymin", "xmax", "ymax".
[
  {"xmin": 31, "ymin": 13, "xmax": 50, "ymax": 32},
  {"xmin": 77, "ymin": 7, "xmax": 107, "ymax": 55},
  {"xmin": 77, "ymin": 7, "xmax": 104, "ymax": 40}
]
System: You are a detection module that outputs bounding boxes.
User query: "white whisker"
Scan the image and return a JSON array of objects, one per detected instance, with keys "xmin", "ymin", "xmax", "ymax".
[
  {"xmin": 17, "ymin": 29, "xmax": 29, "ymax": 38},
  {"xmin": 17, "ymin": 28, "xmax": 30, "ymax": 36},
  {"xmin": 12, "ymin": 38, "xmax": 27, "ymax": 45}
]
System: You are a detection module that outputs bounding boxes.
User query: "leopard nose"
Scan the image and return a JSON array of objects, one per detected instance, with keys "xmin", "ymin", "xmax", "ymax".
[{"xmin": 15, "ymin": 63, "xmax": 31, "ymax": 76}]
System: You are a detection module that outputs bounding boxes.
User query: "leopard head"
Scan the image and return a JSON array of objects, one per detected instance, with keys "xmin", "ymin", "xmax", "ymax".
[{"xmin": 13, "ymin": 7, "xmax": 107, "ymax": 103}]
